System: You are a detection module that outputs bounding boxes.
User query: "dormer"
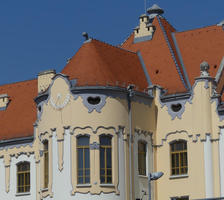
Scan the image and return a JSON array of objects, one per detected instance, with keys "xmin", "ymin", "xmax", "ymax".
[
  {"xmin": 134, "ymin": 14, "xmax": 156, "ymax": 43},
  {"xmin": 0, "ymin": 94, "xmax": 9, "ymax": 110},
  {"xmin": 134, "ymin": 4, "xmax": 164, "ymax": 43}
]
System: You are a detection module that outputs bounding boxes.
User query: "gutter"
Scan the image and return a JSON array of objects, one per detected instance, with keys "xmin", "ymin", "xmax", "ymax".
[
  {"xmin": 0, "ymin": 136, "xmax": 34, "ymax": 148},
  {"xmin": 127, "ymin": 84, "xmax": 134, "ymax": 200},
  {"xmin": 160, "ymin": 92, "xmax": 191, "ymax": 102}
]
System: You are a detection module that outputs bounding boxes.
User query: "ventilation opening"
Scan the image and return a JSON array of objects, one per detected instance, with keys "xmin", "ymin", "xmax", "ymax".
[
  {"xmin": 155, "ymin": 70, "xmax": 159, "ymax": 74},
  {"xmin": 87, "ymin": 96, "xmax": 101, "ymax": 105},
  {"xmin": 171, "ymin": 103, "xmax": 182, "ymax": 112}
]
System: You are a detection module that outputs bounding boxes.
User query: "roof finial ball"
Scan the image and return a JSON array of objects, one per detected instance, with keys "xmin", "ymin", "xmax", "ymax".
[
  {"xmin": 82, "ymin": 32, "xmax": 89, "ymax": 41},
  {"xmin": 200, "ymin": 61, "xmax": 210, "ymax": 77}
]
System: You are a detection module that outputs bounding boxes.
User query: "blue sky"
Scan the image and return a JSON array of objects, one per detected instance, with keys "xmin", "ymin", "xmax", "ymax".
[{"xmin": 0, "ymin": 0, "xmax": 223, "ymax": 85}]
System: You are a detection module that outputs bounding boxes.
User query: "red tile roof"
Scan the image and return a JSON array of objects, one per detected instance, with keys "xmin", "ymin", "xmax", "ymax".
[
  {"xmin": 0, "ymin": 79, "xmax": 37, "ymax": 140},
  {"xmin": 61, "ymin": 39, "xmax": 149, "ymax": 91},
  {"xmin": 0, "ymin": 14, "xmax": 223, "ymax": 142},
  {"xmin": 121, "ymin": 17, "xmax": 187, "ymax": 94},
  {"xmin": 175, "ymin": 25, "xmax": 224, "ymax": 85},
  {"xmin": 121, "ymin": 17, "xmax": 224, "ymax": 96}
]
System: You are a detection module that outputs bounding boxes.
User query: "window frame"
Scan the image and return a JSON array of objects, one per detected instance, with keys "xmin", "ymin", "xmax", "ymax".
[
  {"xmin": 39, "ymin": 134, "xmax": 53, "ymax": 198},
  {"xmin": 99, "ymin": 134, "xmax": 113, "ymax": 184},
  {"xmin": 138, "ymin": 140, "xmax": 147, "ymax": 176},
  {"xmin": 77, "ymin": 135, "xmax": 90, "ymax": 185},
  {"xmin": 71, "ymin": 128, "xmax": 119, "ymax": 195},
  {"xmin": 170, "ymin": 140, "xmax": 188, "ymax": 176},
  {"xmin": 16, "ymin": 161, "xmax": 31, "ymax": 194},
  {"xmin": 43, "ymin": 140, "xmax": 49, "ymax": 189}
]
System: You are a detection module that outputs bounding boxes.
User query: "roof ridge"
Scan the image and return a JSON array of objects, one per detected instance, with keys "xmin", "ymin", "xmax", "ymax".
[
  {"xmin": 120, "ymin": 32, "xmax": 134, "ymax": 47},
  {"xmin": 0, "ymin": 78, "xmax": 37, "ymax": 88},
  {"xmin": 176, "ymin": 24, "xmax": 220, "ymax": 34},
  {"xmin": 157, "ymin": 16, "xmax": 189, "ymax": 90},
  {"xmin": 91, "ymin": 38, "xmax": 137, "ymax": 55},
  {"xmin": 160, "ymin": 17, "xmax": 176, "ymax": 32}
]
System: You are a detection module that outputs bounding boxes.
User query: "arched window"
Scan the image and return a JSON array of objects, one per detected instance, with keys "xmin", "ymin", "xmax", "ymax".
[
  {"xmin": 138, "ymin": 141, "xmax": 147, "ymax": 176},
  {"xmin": 100, "ymin": 135, "xmax": 112, "ymax": 184},
  {"xmin": 43, "ymin": 140, "xmax": 49, "ymax": 188},
  {"xmin": 77, "ymin": 136, "xmax": 90, "ymax": 184},
  {"xmin": 17, "ymin": 161, "xmax": 30, "ymax": 193},
  {"xmin": 170, "ymin": 140, "xmax": 188, "ymax": 175}
]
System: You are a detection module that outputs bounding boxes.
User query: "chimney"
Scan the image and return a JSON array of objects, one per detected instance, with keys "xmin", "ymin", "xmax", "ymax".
[{"xmin": 38, "ymin": 69, "xmax": 56, "ymax": 93}]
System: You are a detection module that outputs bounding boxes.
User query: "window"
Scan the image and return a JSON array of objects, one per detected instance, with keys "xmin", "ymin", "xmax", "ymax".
[
  {"xmin": 43, "ymin": 140, "xmax": 49, "ymax": 188},
  {"xmin": 77, "ymin": 136, "xmax": 90, "ymax": 184},
  {"xmin": 138, "ymin": 141, "xmax": 147, "ymax": 176},
  {"xmin": 100, "ymin": 135, "xmax": 112, "ymax": 184},
  {"xmin": 17, "ymin": 162, "xmax": 30, "ymax": 193},
  {"xmin": 170, "ymin": 140, "xmax": 188, "ymax": 176}
]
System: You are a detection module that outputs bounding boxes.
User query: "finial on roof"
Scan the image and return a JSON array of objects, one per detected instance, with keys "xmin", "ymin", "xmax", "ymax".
[
  {"xmin": 147, "ymin": 4, "xmax": 164, "ymax": 15},
  {"xmin": 82, "ymin": 32, "xmax": 89, "ymax": 41},
  {"xmin": 200, "ymin": 61, "xmax": 210, "ymax": 77},
  {"xmin": 217, "ymin": 20, "xmax": 224, "ymax": 29}
]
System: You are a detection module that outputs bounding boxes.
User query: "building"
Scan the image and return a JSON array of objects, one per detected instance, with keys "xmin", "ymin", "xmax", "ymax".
[{"xmin": 0, "ymin": 4, "xmax": 224, "ymax": 200}]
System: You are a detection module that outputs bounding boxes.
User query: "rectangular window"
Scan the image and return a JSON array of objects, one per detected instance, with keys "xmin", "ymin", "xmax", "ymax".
[
  {"xmin": 170, "ymin": 141, "xmax": 188, "ymax": 176},
  {"xmin": 100, "ymin": 135, "xmax": 112, "ymax": 184},
  {"xmin": 138, "ymin": 141, "xmax": 147, "ymax": 175},
  {"xmin": 77, "ymin": 136, "xmax": 90, "ymax": 184},
  {"xmin": 43, "ymin": 141, "xmax": 49, "ymax": 188},
  {"xmin": 17, "ymin": 162, "xmax": 30, "ymax": 193}
]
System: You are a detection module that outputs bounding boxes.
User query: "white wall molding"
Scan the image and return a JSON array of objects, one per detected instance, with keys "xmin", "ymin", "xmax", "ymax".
[
  {"xmin": 204, "ymin": 134, "xmax": 214, "ymax": 198},
  {"xmin": 219, "ymin": 128, "xmax": 224, "ymax": 197}
]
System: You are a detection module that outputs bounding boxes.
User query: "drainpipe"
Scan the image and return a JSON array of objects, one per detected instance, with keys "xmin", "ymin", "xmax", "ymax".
[{"xmin": 127, "ymin": 84, "xmax": 135, "ymax": 200}]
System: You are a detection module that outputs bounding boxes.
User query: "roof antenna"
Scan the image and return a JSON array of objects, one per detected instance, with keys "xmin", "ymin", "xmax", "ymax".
[
  {"xmin": 144, "ymin": 0, "xmax": 147, "ymax": 14},
  {"xmin": 82, "ymin": 32, "xmax": 89, "ymax": 41}
]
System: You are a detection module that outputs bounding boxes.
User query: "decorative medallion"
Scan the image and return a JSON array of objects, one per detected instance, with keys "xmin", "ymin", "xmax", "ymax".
[{"xmin": 50, "ymin": 93, "xmax": 70, "ymax": 110}]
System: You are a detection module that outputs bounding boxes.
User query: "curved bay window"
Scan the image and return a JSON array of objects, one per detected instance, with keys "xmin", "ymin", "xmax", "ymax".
[
  {"xmin": 138, "ymin": 141, "xmax": 147, "ymax": 176},
  {"xmin": 100, "ymin": 135, "xmax": 112, "ymax": 184},
  {"xmin": 77, "ymin": 136, "xmax": 90, "ymax": 184},
  {"xmin": 43, "ymin": 140, "xmax": 49, "ymax": 188},
  {"xmin": 17, "ymin": 162, "xmax": 30, "ymax": 193},
  {"xmin": 170, "ymin": 140, "xmax": 188, "ymax": 175}
]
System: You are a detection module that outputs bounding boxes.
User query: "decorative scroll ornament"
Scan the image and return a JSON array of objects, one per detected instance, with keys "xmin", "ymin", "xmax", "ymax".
[
  {"xmin": 90, "ymin": 142, "xmax": 100, "ymax": 150},
  {"xmin": 50, "ymin": 93, "xmax": 70, "ymax": 110}
]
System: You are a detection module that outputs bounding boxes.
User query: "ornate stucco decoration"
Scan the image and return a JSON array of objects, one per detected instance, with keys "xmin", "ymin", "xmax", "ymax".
[
  {"xmin": 159, "ymin": 95, "xmax": 192, "ymax": 120},
  {"xmin": 154, "ymin": 130, "xmax": 221, "ymax": 148},
  {"xmin": 135, "ymin": 128, "xmax": 152, "ymax": 137},
  {"xmin": 50, "ymin": 93, "xmax": 70, "ymax": 110},
  {"xmin": 80, "ymin": 94, "xmax": 107, "ymax": 113}
]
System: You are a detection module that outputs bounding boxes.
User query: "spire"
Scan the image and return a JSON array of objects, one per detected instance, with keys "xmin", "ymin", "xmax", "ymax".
[{"xmin": 147, "ymin": 4, "xmax": 164, "ymax": 19}]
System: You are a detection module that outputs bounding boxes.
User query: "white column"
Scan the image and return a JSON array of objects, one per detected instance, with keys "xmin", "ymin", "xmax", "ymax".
[
  {"xmin": 219, "ymin": 128, "xmax": 224, "ymax": 197},
  {"xmin": 204, "ymin": 134, "xmax": 214, "ymax": 198}
]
